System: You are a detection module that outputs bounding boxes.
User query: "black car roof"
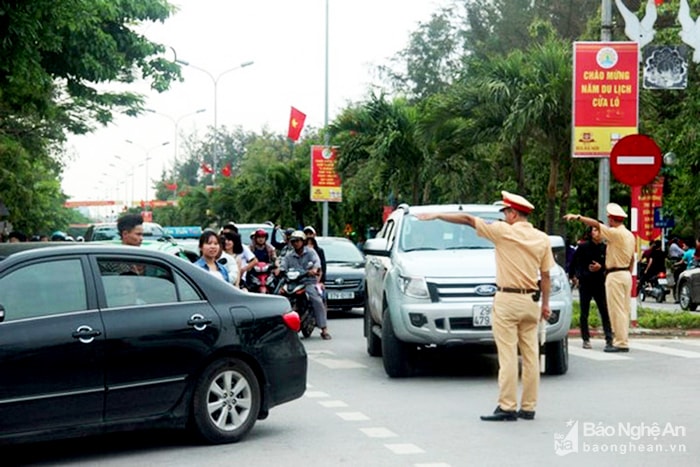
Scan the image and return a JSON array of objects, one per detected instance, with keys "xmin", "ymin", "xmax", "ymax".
[{"xmin": 0, "ymin": 243, "xmax": 176, "ymax": 265}]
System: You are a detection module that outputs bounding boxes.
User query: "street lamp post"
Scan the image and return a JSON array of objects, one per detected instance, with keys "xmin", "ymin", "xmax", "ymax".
[
  {"xmin": 175, "ymin": 59, "xmax": 254, "ymax": 182},
  {"xmin": 125, "ymin": 140, "xmax": 170, "ymax": 210},
  {"xmin": 146, "ymin": 108, "xmax": 206, "ymax": 166}
]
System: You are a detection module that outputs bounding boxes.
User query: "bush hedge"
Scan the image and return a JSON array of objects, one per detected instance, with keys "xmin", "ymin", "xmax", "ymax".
[{"xmin": 571, "ymin": 301, "xmax": 700, "ymax": 330}]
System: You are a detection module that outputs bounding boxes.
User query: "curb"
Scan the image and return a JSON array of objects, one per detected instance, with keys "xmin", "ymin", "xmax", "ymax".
[{"xmin": 568, "ymin": 328, "xmax": 700, "ymax": 338}]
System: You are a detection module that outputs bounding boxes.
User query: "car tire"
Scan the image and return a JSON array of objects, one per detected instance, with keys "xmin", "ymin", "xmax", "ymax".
[
  {"xmin": 364, "ymin": 298, "xmax": 382, "ymax": 357},
  {"xmin": 679, "ymin": 282, "xmax": 697, "ymax": 311},
  {"xmin": 190, "ymin": 358, "xmax": 261, "ymax": 444},
  {"xmin": 381, "ymin": 309, "xmax": 413, "ymax": 378},
  {"xmin": 544, "ymin": 336, "xmax": 568, "ymax": 376}
]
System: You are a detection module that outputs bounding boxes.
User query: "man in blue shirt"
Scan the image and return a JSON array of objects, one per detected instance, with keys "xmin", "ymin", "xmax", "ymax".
[{"xmin": 280, "ymin": 230, "xmax": 331, "ymax": 340}]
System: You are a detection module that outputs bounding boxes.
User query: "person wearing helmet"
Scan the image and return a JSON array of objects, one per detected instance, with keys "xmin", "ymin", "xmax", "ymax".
[
  {"xmin": 280, "ymin": 230, "xmax": 331, "ymax": 340},
  {"xmin": 248, "ymin": 228, "xmax": 277, "ymax": 264},
  {"xmin": 271, "ymin": 225, "xmax": 295, "ymax": 259}
]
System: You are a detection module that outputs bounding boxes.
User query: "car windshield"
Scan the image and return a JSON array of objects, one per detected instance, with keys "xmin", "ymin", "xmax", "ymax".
[
  {"xmin": 399, "ymin": 213, "xmax": 498, "ymax": 252},
  {"xmin": 318, "ymin": 239, "xmax": 364, "ymax": 263}
]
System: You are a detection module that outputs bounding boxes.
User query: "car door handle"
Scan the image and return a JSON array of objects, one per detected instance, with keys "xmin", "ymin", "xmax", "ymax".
[
  {"xmin": 188, "ymin": 313, "xmax": 212, "ymax": 331},
  {"xmin": 72, "ymin": 325, "xmax": 102, "ymax": 344}
]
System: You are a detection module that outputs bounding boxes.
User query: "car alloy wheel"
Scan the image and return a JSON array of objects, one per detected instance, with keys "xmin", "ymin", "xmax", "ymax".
[{"xmin": 191, "ymin": 358, "xmax": 261, "ymax": 444}]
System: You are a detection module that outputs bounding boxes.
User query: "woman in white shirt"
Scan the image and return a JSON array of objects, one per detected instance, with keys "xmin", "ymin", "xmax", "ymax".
[
  {"xmin": 230, "ymin": 231, "xmax": 257, "ymax": 289},
  {"xmin": 219, "ymin": 231, "xmax": 241, "ymax": 287}
]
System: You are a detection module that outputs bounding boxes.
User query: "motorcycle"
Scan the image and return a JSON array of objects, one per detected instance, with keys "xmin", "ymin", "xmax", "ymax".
[
  {"xmin": 640, "ymin": 271, "xmax": 668, "ymax": 303},
  {"xmin": 246, "ymin": 261, "xmax": 278, "ymax": 294},
  {"xmin": 277, "ymin": 268, "xmax": 316, "ymax": 338}
]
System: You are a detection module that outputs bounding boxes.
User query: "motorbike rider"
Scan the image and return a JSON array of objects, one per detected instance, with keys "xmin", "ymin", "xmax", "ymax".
[
  {"xmin": 249, "ymin": 229, "xmax": 277, "ymax": 265},
  {"xmin": 280, "ymin": 230, "xmax": 331, "ymax": 340},
  {"xmin": 642, "ymin": 240, "xmax": 666, "ymax": 292}
]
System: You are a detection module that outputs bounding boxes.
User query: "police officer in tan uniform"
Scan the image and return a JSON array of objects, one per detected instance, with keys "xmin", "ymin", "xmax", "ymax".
[
  {"xmin": 417, "ymin": 191, "xmax": 554, "ymax": 421},
  {"xmin": 564, "ymin": 203, "xmax": 635, "ymax": 352}
]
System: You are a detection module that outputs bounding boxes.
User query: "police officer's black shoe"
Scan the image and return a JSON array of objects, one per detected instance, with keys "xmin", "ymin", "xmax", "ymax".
[
  {"xmin": 480, "ymin": 406, "xmax": 517, "ymax": 421},
  {"xmin": 517, "ymin": 409, "xmax": 535, "ymax": 420},
  {"xmin": 604, "ymin": 346, "xmax": 629, "ymax": 353}
]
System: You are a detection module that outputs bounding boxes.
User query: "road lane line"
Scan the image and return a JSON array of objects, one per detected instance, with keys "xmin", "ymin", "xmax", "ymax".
[
  {"xmin": 360, "ymin": 427, "xmax": 398, "ymax": 438},
  {"xmin": 385, "ymin": 443, "xmax": 425, "ymax": 454},
  {"xmin": 304, "ymin": 391, "xmax": 330, "ymax": 398},
  {"xmin": 631, "ymin": 342, "xmax": 700, "ymax": 358},
  {"xmin": 313, "ymin": 357, "xmax": 367, "ymax": 369},
  {"xmin": 318, "ymin": 400, "xmax": 348, "ymax": 408},
  {"xmin": 568, "ymin": 346, "xmax": 631, "ymax": 361},
  {"xmin": 336, "ymin": 411, "xmax": 370, "ymax": 421}
]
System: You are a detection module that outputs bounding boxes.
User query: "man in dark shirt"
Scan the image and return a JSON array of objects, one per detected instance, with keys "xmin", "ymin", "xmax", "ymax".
[{"xmin": 569, "ymin": 226, "xmax": 613, "ymax": 350}]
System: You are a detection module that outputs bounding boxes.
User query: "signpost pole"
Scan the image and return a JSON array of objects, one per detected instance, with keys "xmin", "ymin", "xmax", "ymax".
[{"xmin": 598, "ymin": 0, "xmax": 613, "ymax": 221}]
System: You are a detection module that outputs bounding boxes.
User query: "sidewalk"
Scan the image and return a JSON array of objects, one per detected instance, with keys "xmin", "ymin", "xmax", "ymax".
[{"xmin": 569, "ymin": 288, "xmax": 700, "ymax": 338}]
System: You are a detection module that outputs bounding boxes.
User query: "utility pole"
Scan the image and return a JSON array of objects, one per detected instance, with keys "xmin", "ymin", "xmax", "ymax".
[{"xmin": 598, "ymin": 0, "xmax": 613, "ymax": 221}]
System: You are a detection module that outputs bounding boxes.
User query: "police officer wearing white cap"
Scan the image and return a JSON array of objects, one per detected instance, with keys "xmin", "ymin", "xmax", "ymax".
[
  {"xmin": 417, "ymin": 191, "xmax": 555, "ymax": 422},
  {"xmin": 564, "ymin": 203, "xmax": 635, "ymax": 352}
]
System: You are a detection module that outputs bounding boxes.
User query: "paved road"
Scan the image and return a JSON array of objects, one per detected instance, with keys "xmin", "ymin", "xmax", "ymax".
[{"xmin": 7, "ymin": 310, "xmax": 699, "ymax": 467}]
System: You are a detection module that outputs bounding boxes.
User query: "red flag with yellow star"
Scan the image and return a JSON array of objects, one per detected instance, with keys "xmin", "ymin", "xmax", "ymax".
[{"xmin": 287, "ymin": 106, "xmax": 306, "ymax": 141}]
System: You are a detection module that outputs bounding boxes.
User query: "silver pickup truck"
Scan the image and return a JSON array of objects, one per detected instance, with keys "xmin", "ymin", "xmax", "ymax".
[{"xmin": 363, "ymin": 203, "xmax": 572, "ymax": 378}]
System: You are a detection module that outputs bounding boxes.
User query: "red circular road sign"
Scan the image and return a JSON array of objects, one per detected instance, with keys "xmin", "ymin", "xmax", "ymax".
[{"xmin": 609, "ymin": 134, "xmax": 662, "ymax": 186}]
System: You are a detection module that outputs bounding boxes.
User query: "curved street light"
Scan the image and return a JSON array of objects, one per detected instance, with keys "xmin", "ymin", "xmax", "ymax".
[
  {"xmin": 146, "ymin": 108, "xmax": 206, "ymax": 165},
  {"xmin": 125, "ymin": 140, "xmax": 170, "ymax": 211},
  {"xmin": 175, "ymin": 59, "xmax": 254, "ymax": 182}
]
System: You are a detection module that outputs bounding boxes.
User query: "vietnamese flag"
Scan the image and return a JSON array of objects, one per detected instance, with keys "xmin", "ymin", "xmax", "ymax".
[
  {"xmin": 165, "ymin": 182, "xmax": 178, "ymax": 191},
  {"xmin": 654, "ymin": 0, "xmax": 663, "ymax": 5},
  {"xmin": 200, "ymin": 162, "xmax": 214, "ymax": 174},
  {"xmin": 221, "ymin": 163, "xmax": 232, "ymax": 177},
  {"xmin": 287, "ymin": 106, "xmax": 306, "ymax": 141}
]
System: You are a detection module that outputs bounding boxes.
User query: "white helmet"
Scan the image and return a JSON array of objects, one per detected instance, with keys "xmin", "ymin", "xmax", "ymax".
[{"xmin": 289, "ymin": 230, "xmax": 306, "ymax": 241}]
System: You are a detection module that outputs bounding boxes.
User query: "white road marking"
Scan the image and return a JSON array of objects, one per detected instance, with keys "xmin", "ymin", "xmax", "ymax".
[
  {"xmin": 304, "ymin": 391, "xmax": 330, "ymax": 398},
  {"xmin": 360, "ymin": 427, "xmax": 398, "ymax": 438},
  {"xmin": 642, "ymin": 338, "xmax": 700, "ymax": 347},
  {"xmin": 336, "ymin": 411, "xmax": 370, "ymax": 421},
  {"xmin": 318, "ymin": 400, "xmax": 348, "ymax": 408},
  {"xmin": 313, "ymin": 357, "xmax": 367, "ymax": 369},
  {"xmin": 631, "ymin": 342, "xmax": 700, "ymax": 358},
  {"xmin": 568, "ymin": 346, "xmax": 631, "ymax": 361},
  {"xmin": 385, "ymin": 443, "xmax": 425, "ymax": 454}
]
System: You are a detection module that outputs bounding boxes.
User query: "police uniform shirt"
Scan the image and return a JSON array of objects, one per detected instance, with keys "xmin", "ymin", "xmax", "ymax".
[
  {"xmin": 599, "ymin": 224, "xmax": 635, "ymax": 270},
  {"xmin": 474, "ymin": 218, "xmax": 555, "ymax": 289}
]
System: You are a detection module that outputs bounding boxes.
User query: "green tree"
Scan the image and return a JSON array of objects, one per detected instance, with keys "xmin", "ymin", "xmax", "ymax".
[{"xmin": 0, "ymin": 0, "xmax": 180, "ymax": 233}]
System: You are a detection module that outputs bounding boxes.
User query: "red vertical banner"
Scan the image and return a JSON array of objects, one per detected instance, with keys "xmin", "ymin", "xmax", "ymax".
[
  {"xmin": 310, "ymin": 145, "xmax": 342, "ymax": 202},
  {"xmin": 630, "ymin": 178, "xmax": 663, "ymax": 243},
  {"xmin": 572, "ymin": 42, "xmax": 639, "ymax": 157}
]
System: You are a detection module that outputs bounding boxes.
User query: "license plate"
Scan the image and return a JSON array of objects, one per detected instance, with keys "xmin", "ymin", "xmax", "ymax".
[
  {"xmin": 658, "ymin": 278, "xmax": 668, "ymax": 285},
  {"xmin": 327, "ymin": 291, "xmax": 354, "ymax": 300},
  {"xmin": 473, "ymin": 305, "xmax": 492, "ymax": 327}
]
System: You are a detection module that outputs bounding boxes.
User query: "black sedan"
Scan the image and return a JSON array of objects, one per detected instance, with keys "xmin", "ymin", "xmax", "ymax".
[
  {"xmin": 0, "ymin": 244, "xmax": 307, "ymax": 445},
  {"xmin": 317, "ymin": 236, "xmax": 366, "ymax": 311}
]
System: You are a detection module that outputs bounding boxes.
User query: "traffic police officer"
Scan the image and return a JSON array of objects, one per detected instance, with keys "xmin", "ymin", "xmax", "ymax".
[
  {"xmin": 564, "ymin": 203, "xmax": 635, "ymax": 352},
  {"xmin": 417, "ymin": 191, "xmax": 554, "ymax": 421}
]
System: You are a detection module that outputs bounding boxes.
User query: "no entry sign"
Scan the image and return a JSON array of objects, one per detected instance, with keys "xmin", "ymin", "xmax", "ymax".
[{"xmin": 609, "ymin": 134, "xmax": 662, "ymax": 186}]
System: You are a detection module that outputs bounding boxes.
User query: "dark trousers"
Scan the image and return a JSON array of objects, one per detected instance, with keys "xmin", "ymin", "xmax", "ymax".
[{"xmin": 579, "ymin": 279, "xmax": 613, "ymax": 343}]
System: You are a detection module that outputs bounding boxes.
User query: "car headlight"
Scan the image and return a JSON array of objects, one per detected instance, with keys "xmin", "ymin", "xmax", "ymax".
[
  {"xmin": 550, "ymin": 274, "xmax": 566, "ymax": 296},
  {"xmin": 398, "ymin": 275, "xmax": 429, "ymax": 299}
]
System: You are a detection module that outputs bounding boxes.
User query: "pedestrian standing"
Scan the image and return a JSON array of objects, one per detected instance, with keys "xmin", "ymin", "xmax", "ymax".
[
  {"xmin": 417, "ymin": 191, "xmax": 554, "ymax": 421},
  {"xmin": 569, "ymin": 226, "xmax": 614, "ymax": 350},
  {"xmin": 564, "ymin": 203, "xmax": 635, "ymax": 352}
]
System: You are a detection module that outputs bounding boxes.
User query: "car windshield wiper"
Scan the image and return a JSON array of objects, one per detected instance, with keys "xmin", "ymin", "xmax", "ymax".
[
  {"xmin": 402, "ymin": 247, "xmax": 438, "ymax": 252},
  {"xmin": 445, "ymin": 246, "xmax": 493, "ymax": 250}
]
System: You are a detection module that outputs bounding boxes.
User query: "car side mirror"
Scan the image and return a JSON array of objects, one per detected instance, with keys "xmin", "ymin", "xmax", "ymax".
[{"xmin": 0, "ymin": 305, "xmax": 5, "ymax": 323}]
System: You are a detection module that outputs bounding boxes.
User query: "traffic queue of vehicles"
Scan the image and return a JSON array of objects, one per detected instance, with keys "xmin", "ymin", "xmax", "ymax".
[{"xmin": 0, "ymin": 210, "xmax": 576, "ymax": 446}]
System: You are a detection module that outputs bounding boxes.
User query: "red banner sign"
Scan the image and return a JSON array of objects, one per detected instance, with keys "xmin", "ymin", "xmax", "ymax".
[
  {"xmin": 64, "ymin": 200, "xmax": 117, "ymax": 208},
  {"xmin": 310, "ymin": 145, "xmax": 342, "ymax": 202},
  {"xmin": 572, "ymin": 42, "xmax": 639, "ymax": 157},
  {"xmin": 631, "ymin": 178, "xmax": 664, "ymax": 242}
]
